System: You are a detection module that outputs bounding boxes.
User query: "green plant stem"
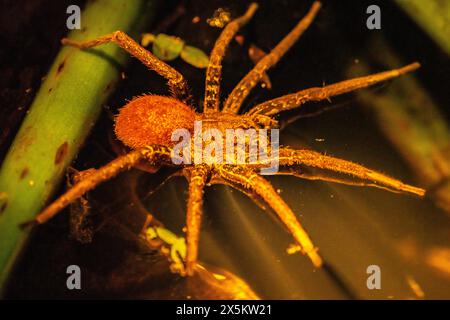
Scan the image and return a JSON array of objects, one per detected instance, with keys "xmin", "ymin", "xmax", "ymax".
[{"xmin": 0, "ymin": 0, "xmax": 158, "ymax": 293}]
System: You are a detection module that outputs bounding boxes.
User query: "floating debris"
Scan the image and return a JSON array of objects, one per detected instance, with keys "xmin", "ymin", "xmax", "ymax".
[
  {"xmin": 207, "ymin": 8, "xmax": 231, "ymax": 28},
  {"xmin": 405, "ymin": 275, "xmax": 425, "ymax": 299},
  {"xmin": 140, "ymin": 33, "xmax": 155, "ymax": 47},
  {"xmin": 141, "ymin": 33, "xmax": 209, "ymax": 68},
  {"xmin": 153, "ymin": 33, "xmax": 185, "ymax": 61},
  {"xmin": 286, "ymin": 244, "xmax": 302, "ymax": 255},
  {"xmin": 180, "ymin": 45, "xmax": 210, "ymax": 68}
]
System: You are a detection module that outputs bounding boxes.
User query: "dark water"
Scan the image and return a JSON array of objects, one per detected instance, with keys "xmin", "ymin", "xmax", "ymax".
[{"xmin": 2, "ymin": 0, "xmax": 449, "ymax": 299}]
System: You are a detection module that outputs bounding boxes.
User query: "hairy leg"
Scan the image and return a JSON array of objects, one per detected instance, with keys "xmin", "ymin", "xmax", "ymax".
[
  {"xmin": 62, "ymin": 31, "xmax": 191, "ymax": 104},
  {"xmin": 247, "ymin": 63, "xmax": 420, "ymax": 117},
  {"xmin": 204, "ymin": 3, "xmax": 258, "ymax": 113},
  {"xmin": 222, "ymin": 1, "xmax": 322, "ymax": 114},
  {"xmin": 185, "ymin": 165, "xmax": 210, "ymax": 275},
  {"xmin": 217, "ymin": 165, "xmax": 323, "ymax": 268},
  {"xmin": 34, "ymin": 146, "xmax": 171, "ymax": 224},
  {"xmin": 271, "ymin": 148, "xmax": 425, "ymax": 197}
]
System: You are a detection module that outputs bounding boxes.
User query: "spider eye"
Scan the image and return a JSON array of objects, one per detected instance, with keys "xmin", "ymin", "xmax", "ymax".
[{"xmin": 114, "ymin": 95, "xmax": 195, "ymax": 149}]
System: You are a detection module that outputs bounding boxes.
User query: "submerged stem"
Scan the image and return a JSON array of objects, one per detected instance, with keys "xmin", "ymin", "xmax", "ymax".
[{"xmin": 0, "ymin": 0, "xmax": 158, "ymax": 293}]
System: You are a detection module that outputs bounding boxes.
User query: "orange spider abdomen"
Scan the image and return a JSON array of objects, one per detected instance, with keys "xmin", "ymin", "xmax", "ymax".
[{"xmin": 114, "ymin": 95, "xmax": 195, "ymax": 149}]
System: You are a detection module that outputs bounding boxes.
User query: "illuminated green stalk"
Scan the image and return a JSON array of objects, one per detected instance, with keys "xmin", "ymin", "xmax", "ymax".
[
  {"xmin": 395, "ymin": 0, "xmax": 450, "ymax": 55},
  {"xmin": 0, "ymin": 0, "xmax": 157, "ymax": 293}
]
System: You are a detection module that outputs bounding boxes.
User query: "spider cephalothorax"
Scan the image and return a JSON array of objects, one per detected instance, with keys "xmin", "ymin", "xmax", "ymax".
[{"xmin": 34, "ymin": 2, "xmax": 425, "ymax": 276}]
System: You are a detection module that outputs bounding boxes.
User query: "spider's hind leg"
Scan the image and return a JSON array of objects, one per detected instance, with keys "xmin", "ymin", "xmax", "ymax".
[
  {"xmin": 217, "ymin": 165, "xmax": 323, "ymax": 268},
  {"xmin": 62, "ymin": 31, "xmax": 191, "ymax": 104}
]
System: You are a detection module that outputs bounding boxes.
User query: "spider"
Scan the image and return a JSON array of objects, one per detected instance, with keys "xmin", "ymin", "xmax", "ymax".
[{"xmin": 33, "ymin": 1, "xmax": 425, "ymax": 276}]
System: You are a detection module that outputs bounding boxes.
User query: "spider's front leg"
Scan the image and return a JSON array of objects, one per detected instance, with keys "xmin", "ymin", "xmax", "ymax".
[
  {"xmin": 216, "ymin": 165, "xmax": 323, "ymax": 268},
  {"xmin": 32, "ymin": 146, "xmax": 172, "ymax": 225},
  {"xmin": 184, "ymin": 165, "xmax": 210, "ymax": 275},
  {"xmin": 204, "ymin": 3, "xmax": 258, "ymax": 113},
  {"xmin": 246, "ymin": 62, "xmax": 420, "ymax": 117},
  {"xmin": 62, "ymin": 31, "xmax": 191, "ymax": 104},
  {"xmin": 274, "ymin": 147, "xmax": 425, "ymax": 196},
  {"xmin": 222, "ymin": 1, "xmax": 322, "ymax": 114}
]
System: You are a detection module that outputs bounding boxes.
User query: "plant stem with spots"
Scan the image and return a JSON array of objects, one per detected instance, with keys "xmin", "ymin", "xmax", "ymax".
[{"xmin": 0, "ymin": 0, "xmax": 159, "ymax": 293}]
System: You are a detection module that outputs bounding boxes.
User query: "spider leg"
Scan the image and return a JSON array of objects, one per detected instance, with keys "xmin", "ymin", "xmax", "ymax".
[
  {"xmin": 276, "ymin": 165, "xmax": 416, "ymax": 193},
  {"xmin": 222, "ymin": 1, "xmax": 322, "ymax": 114},
  {"xmin": 33, "ymin": 146, "xmax": 171, "ymax": 224},
  {"xmin": 184, "ymin": 165, "xmax": 210, "ymax": 275},
  {"xmin": 247, "ymin": 63, "xmax": 420, "ymax": 117},
  {"xmin": 270, "ymin": 148, "xmax": 425, "ymax": 197},
  {"xmin": 62, "ymin": 31, "xmax": 191, "ymax": 104},
  {"xmin": 217, "ymin": 165, "xmax": 323, "ymax": 268},
  {"xmin": 204, "ymin": 3, "xmax": 258, "ymax": 113}
]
